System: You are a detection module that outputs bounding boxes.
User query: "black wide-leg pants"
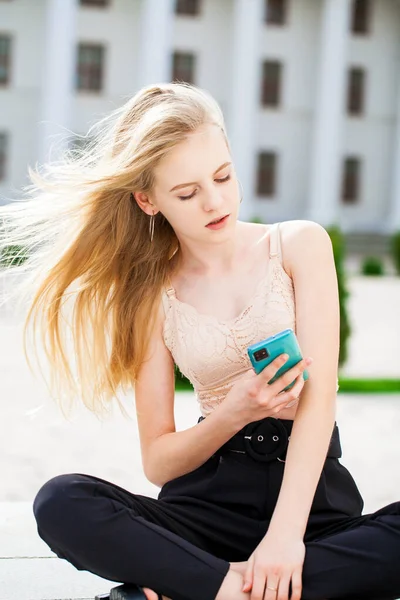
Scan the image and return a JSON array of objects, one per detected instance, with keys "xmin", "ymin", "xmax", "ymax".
[{"xmin": 32, "ymin": 417, "xmax": 400, "ymax": 600}]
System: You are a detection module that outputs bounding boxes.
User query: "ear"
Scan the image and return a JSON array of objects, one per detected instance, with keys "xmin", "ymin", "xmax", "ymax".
[{"xmin": 132, "ymin": 191, "xmax": 157, "ymax": 216}]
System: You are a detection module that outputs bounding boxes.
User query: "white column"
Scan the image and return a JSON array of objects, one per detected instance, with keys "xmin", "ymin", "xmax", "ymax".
[
  {"xmin": 307, "ymin": 0, "xmax": 352, "ymax": 226},
  {"xmin": 388, "ymin": 71, "xmax": 400, "ymax": 232},
  {"xmin": 38, "ymin": 0, "xmax": 77, "ymax": 165},
  {"xmin": 137, "ymin": 0, "xmax": 175, "ymax": 88},
  {"xmin": 228, "ymin": 0, "xmax": 264, "ymax": 222}
]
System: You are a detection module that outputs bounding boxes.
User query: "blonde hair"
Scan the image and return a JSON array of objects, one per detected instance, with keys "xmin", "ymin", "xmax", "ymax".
[{"xmin": 0, "ymin": 82, "xmax": 230, "ymax": 420}]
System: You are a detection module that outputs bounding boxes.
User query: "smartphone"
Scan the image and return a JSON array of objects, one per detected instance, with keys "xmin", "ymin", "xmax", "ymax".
[{"xmin": 247, "ymin": 328, "xmax": 309, "ymax": 392}]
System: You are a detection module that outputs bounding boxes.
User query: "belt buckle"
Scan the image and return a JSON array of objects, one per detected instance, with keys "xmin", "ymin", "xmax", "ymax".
[{"xmin": 243, "ymin": 418, "xmax": 289, "ymax": 463}]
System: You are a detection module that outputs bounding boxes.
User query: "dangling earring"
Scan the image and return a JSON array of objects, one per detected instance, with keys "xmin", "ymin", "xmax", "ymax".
[
  {"xmin": 130, "ymin": 193, "xmax": 156, "ymax": 243},
  {"xmin": 238, "ymin": 179, "xmax": 244, "ymax": 204},
  {"xmin": 149, "ymin": 211, "xmax": 155, "ymax": 243}
]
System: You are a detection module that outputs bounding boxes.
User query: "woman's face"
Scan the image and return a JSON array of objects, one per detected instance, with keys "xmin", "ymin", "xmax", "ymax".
[{"xmin": 150, "ymin": 123, "xmax": 240, "ymax": 239}]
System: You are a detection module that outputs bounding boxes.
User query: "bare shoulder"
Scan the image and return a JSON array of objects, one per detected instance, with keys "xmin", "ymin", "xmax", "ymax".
[{"xmin": 279, "ymin": 220, "xmax": 331, "ymax": 278}]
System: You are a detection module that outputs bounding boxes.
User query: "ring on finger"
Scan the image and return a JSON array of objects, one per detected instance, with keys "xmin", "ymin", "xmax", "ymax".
[{"xmin": 267, "ymin": 585, "xmax": 278, "ymax": 591}]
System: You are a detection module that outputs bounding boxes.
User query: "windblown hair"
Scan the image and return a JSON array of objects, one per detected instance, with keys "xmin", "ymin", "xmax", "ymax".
[{"xmin": 0, "ymin": 82, "xmax": 229, "ymax": 420}]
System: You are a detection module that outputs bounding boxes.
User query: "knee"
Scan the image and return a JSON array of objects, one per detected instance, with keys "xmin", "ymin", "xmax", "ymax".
[{"xmin": 33, "ymin": 473, "xmax": 92, "ymax": 535}]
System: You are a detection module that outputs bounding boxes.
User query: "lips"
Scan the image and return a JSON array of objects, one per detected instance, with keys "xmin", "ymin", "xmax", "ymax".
[{"xmin": 207, "ymin": 214, "xmax": 229, "ymax": 226}]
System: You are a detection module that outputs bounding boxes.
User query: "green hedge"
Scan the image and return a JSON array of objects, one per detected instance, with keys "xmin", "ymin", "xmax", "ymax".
[
  {"xmin": 390, "ymin": 230, "xmax": 400, "ymax": 275},
  {"xmin": 337, "ymin": 379, "xmax": 400, "ymax": 393},
  {"xmin": 361, "ymin": 256, "xmax": 385, "ymax": 276},
  {"xmin": 325, "ymin": 225, "xmax": 350, "ymax": 367}
]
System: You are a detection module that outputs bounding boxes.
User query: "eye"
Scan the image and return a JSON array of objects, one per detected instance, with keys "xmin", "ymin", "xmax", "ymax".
[
  {"xmin": 216, "ymin": 174, "xmax": 231, "ymax": 183},
  {"xmin": 178, "ymin": 174, "xmax": 231, "ymax": 201}
]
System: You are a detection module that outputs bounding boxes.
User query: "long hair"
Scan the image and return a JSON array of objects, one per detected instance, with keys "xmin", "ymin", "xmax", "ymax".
[{"xmin": 0, "ymin": 82, "xmax": 230, "ymax": 420}]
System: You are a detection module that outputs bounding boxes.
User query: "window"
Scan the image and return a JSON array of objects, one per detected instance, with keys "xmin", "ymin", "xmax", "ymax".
[
  {"xmin": 261, "ymin": 60, "xmax": 282, "ymax": 107},
  {"xmin": 265, "ymin": 0, "xmax": 287, "ymax": 25},
  {"xmin": 351, "ymin": 0, "xmax": 371, "ymax": 35},
  {"xmin": 80, "ymin": 0, "xmax": 110, "ymax": 7},
  {"xmin": 257, "ymin": 152, "xmax": 277, "ymax": 196},
  {"xmin": 0, "ymin": 133, "xmax": 8, "ymax": 181},
  {"xmin": 347, "ymin": 67, "xmax": 365, "ymax": 115},
  {"xmin": 77, "ymin": 43, "xmax": 105, "ymax": 92},
  {"xmin": 175, "ymin": 0, "xmax": 200, "ymax": 16},
  {"xmin": 0, "ymin": 35, "xmax": 11, "ymax": 85},
  {"xmin": 172, "ymin": 52, "xmax": 196, "ymax": 84},
  {"xmin": 342, "ymin": 157, "xmax": 361, "ymax": 203}
]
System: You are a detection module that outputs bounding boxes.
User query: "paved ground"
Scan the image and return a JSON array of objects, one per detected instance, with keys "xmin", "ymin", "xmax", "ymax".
[
  {"xmin": 2, "ymin": 393, "xmax": 400, "ymax": 600},
  {"xmin": 1, "ymin": 264, "xmax": 400, "ymax": 599}
]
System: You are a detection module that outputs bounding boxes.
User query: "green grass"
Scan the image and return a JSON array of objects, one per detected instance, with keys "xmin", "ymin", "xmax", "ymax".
[
  {"xmin": 174, "ymin": 377, "xmax": 400, "ymax": 394},
  {"xmin": 337, "ymin": 378, "xmax": 400, "ymax": 393}
]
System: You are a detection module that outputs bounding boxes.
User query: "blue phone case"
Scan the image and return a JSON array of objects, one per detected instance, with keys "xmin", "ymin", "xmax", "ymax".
[{"xmin": 247, "ymin": 328, "xmax": 309, "ymax": 391}]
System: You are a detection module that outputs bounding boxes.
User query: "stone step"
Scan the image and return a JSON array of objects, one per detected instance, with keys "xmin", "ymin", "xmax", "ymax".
[
  {"xmin": 344, "ymin": 232, "xmax": 395, "ymax": 255},
  {"xmin": 0, "ymin": 502, "xmax": 115, "ymax": 600}
]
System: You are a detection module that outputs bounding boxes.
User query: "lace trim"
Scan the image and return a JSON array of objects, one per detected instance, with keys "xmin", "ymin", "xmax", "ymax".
[
  {"xmin": 163, "ymin": 258, "xmax": 296, "ymax": 382},
  {"xmin": 164, "ymin": 255, "xmax": 289, "ymax": 326}
]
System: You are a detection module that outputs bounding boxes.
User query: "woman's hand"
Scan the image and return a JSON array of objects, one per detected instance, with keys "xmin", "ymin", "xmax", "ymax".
[
  {"xmin": 222, "ymin": 354, "xmax": 313, "ymax": 429},
  {"xmin": 242, "ymin": 533, "xmax": 305, "ymax": 600}
]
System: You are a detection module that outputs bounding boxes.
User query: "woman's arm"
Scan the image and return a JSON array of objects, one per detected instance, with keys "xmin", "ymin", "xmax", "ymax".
[
  {"xmin": 144, "ymin": 408, "xmax": 245, "ymax": 487},
  {"xmin": 135, "ymin": 299, "xmax": 246, "ymax": 487},
  {"xmin": 267, "ymin": 220, "xmax": 340, "ymax": 540}
]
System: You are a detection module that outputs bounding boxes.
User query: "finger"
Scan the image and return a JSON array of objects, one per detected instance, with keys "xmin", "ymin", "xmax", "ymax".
[
  {"xmin": 269, "ymin": 374, "xmax": 305, "ymax": 411},
  {"xmin": 257, "ymin": 353, "xmax": 290, "ymax": 384},
  {"xmin": 277, "ymin": 575, "xmax": 290, "ymax": 600},
  {"xmin": 291, "ymin": 371, "xmax": 306, "ymax": 391},
  {"xmin": 284, "ymin": 382, "xmax": 304, "ymax": 409},
  {"xmin": 250, "ymin": 571, "xmax": 266, "ymax": 600},
  {"xmin": 264, "ymin": 577, "xmax": 279, "ymax": 600},
  {"xmin": 283, "ymin": 372, "xmax": 305, "ymax": 400},
  {"xmin": 276, "ymin": 372, "xmax": 304, "ymax": 396},
  {"xmin": 289, "ymin": 569, "xmax": 302, "ymax": 600},
  {"xmin": 268, "ymin": 357, "xmax": 311, "ymax": 395},
  {"xmin": 243, "ymin": 561, "xmax": 254, "ymax": 592}
]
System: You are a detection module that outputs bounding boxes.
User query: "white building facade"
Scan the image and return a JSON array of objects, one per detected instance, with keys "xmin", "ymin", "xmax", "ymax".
[{"xmin": 1, "ymin": 0, "xmax": 400, "ymax": 233}]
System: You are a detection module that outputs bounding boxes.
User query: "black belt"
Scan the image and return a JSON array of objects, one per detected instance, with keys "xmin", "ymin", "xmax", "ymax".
[{"xmin": 198, "ymin": 416, "xmax": 342, "ymax": 463}]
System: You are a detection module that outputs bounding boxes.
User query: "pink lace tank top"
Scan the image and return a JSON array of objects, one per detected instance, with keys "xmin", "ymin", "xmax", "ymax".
[{"xmin": 161, "ymin": 222, "xmax": 338, "ymax": 417}]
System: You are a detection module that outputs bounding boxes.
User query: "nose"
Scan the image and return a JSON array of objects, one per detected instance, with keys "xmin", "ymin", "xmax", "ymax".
[{"xmin": 202, "ymin": 182, "xmax": 225, "ymax": 212}]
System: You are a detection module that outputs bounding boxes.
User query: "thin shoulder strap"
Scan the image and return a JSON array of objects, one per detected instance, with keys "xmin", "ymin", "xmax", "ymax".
[
  {"xmin": 160, "ymin": 289, "xmax": 170, "ymax": 317},
  {"xmin": 160, "ymin": 276, "xmax": 176, "ymax": 317},
  {"xmin": 165, "ymin": 276, "xmax": 176, "ymax": 298},
  {"xmin": 269, "ymin": 222, "xmax": 282, "ymax": 261}
]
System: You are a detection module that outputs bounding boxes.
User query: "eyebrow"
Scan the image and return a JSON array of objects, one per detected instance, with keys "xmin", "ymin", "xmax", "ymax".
[{"xmin": 169, "ymin": 161, "xmax": 232, "ymax": 192}]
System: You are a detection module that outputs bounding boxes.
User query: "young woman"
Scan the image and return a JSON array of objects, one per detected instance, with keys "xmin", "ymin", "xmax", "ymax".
[{"xmin": 2, "ymin": 82, "xmax": 400, "ymax": 600}]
